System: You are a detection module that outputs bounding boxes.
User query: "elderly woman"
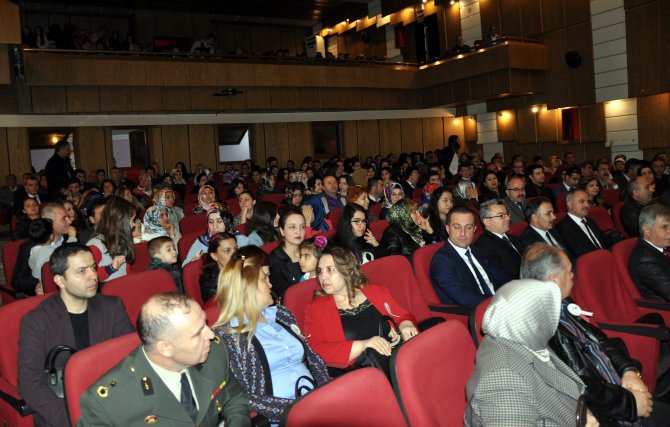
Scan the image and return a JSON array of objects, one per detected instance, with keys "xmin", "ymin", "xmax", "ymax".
[
  {"xmin": 304, "ymin": 246, "xmax": 418, "ymax": 369},
  {"xmin": 214, "ymin": 246, "xmax": 329, "ymax": 425},
  {"xmin": 379, "ymin": 198, "xmax": 439, "ymax": 258},
  {"xmin": 192, "ymin": 184, "xmax": 217, "ymax": 215},
  {"xmin": 154, "ymin": 187, "xmax": 184, "ymax": 231},
  {"xmin": 183, "ymin": 202, "xmax": 238, "ymax": 265},
  {"xmin": 379, "ymin": 182, "xmax": 404, "ymax": 220},
  {"xmin": 332, "ymin": 203, "xmax": 382, "ymax": 265},
  {"xmin": 465, "ymin": 279, "xmax": 594, "ymax": 426},
  {"xmin": 141, "ymin": 205, "xmax": 180, "ymax": 249}
]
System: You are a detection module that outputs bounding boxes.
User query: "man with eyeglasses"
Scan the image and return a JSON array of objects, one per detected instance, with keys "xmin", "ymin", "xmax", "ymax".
[
  {"xmin": 555, "ymin": 189, "xmax": 610, "ymax": 258},
  {"xmin": 503, "ymin": 177, "xmax": 527, "ymax": 224},
  {"xmin": 430, "ymin": 206, "xmax": 511, "ymax": 306},
  {"xmin": 474, "ymin": 200, "xmax": 523, "ymax": 279}
]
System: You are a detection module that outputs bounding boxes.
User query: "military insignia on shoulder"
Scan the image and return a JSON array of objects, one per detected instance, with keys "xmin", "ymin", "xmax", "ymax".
[
  {"xmin": 97, "ymin": 386, "xmax": 109, "ymax": 398},
  {"xmin": 144, "ymin": 415, "xmax": 158, "ymax": 424},
  {"xmin": 141, "ymin": 376, "xmax": 154, "ymax": 396}
]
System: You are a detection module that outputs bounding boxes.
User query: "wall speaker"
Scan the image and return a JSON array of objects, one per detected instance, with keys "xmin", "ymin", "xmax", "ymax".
[{"xmin": 565, "ymin": 51, "xmax": 582, "ymax": 68}]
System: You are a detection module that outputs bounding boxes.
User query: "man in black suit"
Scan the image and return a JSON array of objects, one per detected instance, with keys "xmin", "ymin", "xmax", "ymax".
[
  {"xmin": 474, "ymin": 199, "xmax": 522, "ymax": 279},
  {"xmin": 430, "ymin": 206, "xmax": 511, "ymax": 306},
  {"xmin": 629, "ymin": 204, "xmax": 670, "ymax": 301},
  {"xmin": 620, "ymin": 176, "xmax": 654, "ymax": 237},
  {"xmin": 14, "ymin": 175, "xmax": 49, "ymax": 214},
  {"xmin": 44, "ymin": 140, "xmax": 75, "ymax": 199},
  {"xmin": 519, "ymin": 197, "xmax": 570, "ymax": 256},
  {"xmin": 400, "ymin": 166, "xmax": 420, "ymax": 199},
  {"xmin": 555, "ymin": 189, "xmax": 610, "ymax": 258},
  {"xmin": 553, "ymin": 165, "xmax": 581, "ymax": 198},
  {"xmin": 525, "ymin": 163, "xmax": 556, "ymax": 208}
]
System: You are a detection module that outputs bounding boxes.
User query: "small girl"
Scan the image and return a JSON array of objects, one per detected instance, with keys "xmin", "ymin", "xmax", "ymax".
[{"xmin": 298, "ymin": 235, "xmax": 328, "ymax": 282}]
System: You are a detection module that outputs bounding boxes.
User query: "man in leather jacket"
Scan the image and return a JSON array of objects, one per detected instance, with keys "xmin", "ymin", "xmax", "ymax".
[
  {"xmin": 521, "ymin": 244, "xmax": 670, "ymax": 426},
  {"xmin": 620, "ymin": 177, "xmax": 654, "ymax": 237}
]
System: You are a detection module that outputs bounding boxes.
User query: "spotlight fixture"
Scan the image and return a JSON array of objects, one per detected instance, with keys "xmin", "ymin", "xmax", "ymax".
[{"xmin": 531, "ymin": 106, "xmax": 539, "ymax": 113}]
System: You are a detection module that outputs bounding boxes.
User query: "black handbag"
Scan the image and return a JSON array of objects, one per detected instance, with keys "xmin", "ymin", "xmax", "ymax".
[
  {"xmin": 45, "ymin": 345, "xmax": 76, "ymax": 398},
  {"xmin": 355, "ymin": 315, "xmax": 405, "ymax": 379}
]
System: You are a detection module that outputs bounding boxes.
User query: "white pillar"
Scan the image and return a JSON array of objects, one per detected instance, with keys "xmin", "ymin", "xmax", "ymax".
[{"xmin": 469, "ymin": 102, "xmax": 502, "ymax": 161}]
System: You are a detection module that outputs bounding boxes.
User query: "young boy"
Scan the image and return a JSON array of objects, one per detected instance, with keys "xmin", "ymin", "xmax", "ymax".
[
  {"xmin": 145, "ymin": 236, "xmax": 184, "ymax": 293},
  {"xmin": 27, "ymin": 218, "xmax": 55, "ymax": 291}
]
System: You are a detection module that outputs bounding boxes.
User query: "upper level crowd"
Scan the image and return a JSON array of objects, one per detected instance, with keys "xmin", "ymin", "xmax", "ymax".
[{"xmin": 1, "ymin": 136, "xmax": 670, "ymax": 425}]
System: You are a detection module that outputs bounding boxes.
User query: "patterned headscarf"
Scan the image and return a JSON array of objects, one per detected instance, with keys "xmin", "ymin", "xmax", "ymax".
[
  {"xmin": 198, "ymin": 202, "xmax": 234, "ymax": 246},
  {"xmin": 197, "ymin": 185, "xmax": 216, "ymax": 212},
  {"xmin": 383, "ymin": 182, "xmax": 404, "ymax": 209},
  {"xmin": 259, "ymin": 176, "xmax": 275, "ymax": 193},
  {"xmin": 386, "ymin": 200, "xmax": 424, "ymax": 246},
  {"xmin": 153, "ymin": 188, "xmax": 174, "ymax": 212},
  {"xmin": 142, "ymin": 205, "xmax": 168, "ymax": 237}
]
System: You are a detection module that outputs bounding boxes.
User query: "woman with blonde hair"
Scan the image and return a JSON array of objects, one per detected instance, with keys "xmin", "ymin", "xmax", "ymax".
[{"xmin": 213, "ymin": 246, "xmax": 329, "ymax": 425}]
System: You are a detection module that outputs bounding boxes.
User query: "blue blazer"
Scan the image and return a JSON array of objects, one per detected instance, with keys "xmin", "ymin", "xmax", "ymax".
[{"xmin": 429, "ymin": 241, "xmax": 511, "ymax": 306}]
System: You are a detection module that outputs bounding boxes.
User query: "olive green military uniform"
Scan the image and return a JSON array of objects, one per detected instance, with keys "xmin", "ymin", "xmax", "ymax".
[{"xmin": 77, "ymin": 338, "xmax": 251, "ymax": 426}]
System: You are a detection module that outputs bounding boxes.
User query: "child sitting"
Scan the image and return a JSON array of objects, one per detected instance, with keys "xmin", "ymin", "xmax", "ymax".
[
  {"xmin": 145, "ymin": 236, "xmax": 184, "ymax": 293},
  {"xmin": 27, "ymin": 218, "xmax": 55, "ymax": 291},
  {"xmin": 298, "ymin": 235, "xmax": 328, "ymax": 282}
]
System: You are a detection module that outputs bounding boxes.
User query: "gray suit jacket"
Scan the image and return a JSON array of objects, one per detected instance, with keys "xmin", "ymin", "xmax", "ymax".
[
  {"xmin": 503, "ymin": 197, "xmax": 526, "ymax": 225},
  {"xmin": 465, "ymin": 336, "xmax": 584, "ymax": 426}
]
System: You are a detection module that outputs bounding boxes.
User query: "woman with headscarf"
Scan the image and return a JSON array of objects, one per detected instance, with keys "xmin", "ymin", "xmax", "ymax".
[
  {"xmin": 378, "ymin": 199, "xmax": 439, "ymax": 259},
  {"xmin": 170, "ymin": 168, "xmax": 187, "ymax": 201},
  {"xmin": 141, "ymin": 204, "xmax": 180, "ymax": 249},
  {"xmin": 257, "ymin": 172, "xmax": 278, "ymax": 201},
  {"xmin": 154, "ymin": 187, "xmax": 184, "ymax": 231},
  {"xmin": 379, "ymin": 182, "xmax": 404, "ymax": 221},
  {"xmin": 301, "ymin": 194, "xmax": 331, "ymax": 233},
  {"xmin": 465, "ymin": 279, "xmax": 595, "ymax": 426},
  {"xmin": 183, "ymin": 202, "xmax": 239, "ymax": 265},
  {"xmin": 192, "ymin": 184, "xmax": 217, "ymax": 215}
]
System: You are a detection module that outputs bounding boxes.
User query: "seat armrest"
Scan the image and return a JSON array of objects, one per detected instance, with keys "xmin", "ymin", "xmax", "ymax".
[
  {"xmin": 635, "ymin": 299, "xmax": 670, "ymax": 312},
  {"xmin": 427, "ymin": 304, "xmax": 473, "ymax": 316},
  {"xmin": 0, "ymin": 285, "xmax": 26, "ymax": 299},
  {"xmin": 0, "ymin": 381, "xmax": 34, "ymax": 416},
  {"xmin": 598, "ymin": 321, "xmax": 669, "ymax": 341}
]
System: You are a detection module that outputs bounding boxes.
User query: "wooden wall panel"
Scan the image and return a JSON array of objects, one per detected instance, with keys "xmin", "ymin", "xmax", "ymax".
[
  {"xmin": 421, "ymin": 117, "xmax": 444, "ymax": 152},
  {"xmin": 637, "ymin": 93, "xmax": 670, "ymax": 149},
  {"xmin": 6, "ymin": 127, "xmax": 30, "ymax": 175},
  {"xmin": 443, "ymin": 116, "xmax": 465, "ymax": 148},
  {"xmin": 131, "ymin": 87, "xmax": 162, "ymax": 112},
  {"xmin": 516, "ymin": 108, "xmax": 536, "ymax": 144},
  {"xmin": 479, "ymin": 0, "xmax": 501, "ymax": 38},
  {"xmin": 99, "ymin": 87, "xmax": 131, "ymax": 112},
  {"xmin": 0, "ymin": 0, "xmax": 21, "ymax": 44},
  {"xmin": 249, "ymin": 124, "xmax": 266, "ymax": 165},
  {"xmin": 74, "ymin": 127, "xmax": 108, "ymax": 172},
  {"xmin": 537, "ymin": 108, "xmax": 560, "ymax": 142},
  {"xmin": 31, "ymin": 86, "xmax": 67, "ymax": 114},
  {"xmin": 66, "ymin": 87, "xmax": 100, "ymax": 113},
  {"xmin": 379, "ymin": 119, "xmax": 402, "ymax": 156},
  {"xmin": 443, "ymin": 3, "xmax": 462, "ymax": 51},
  {"xmin": 356, "ymin": 120, "xmax": 381, "ymax": 160},
  {"xmin": 462, "ymin": 116, "xmax": 477, "ymax": 142},
  {"xmin": 287, "ymin": 123, "xmax": 313, "ymax": 164},
  {"xmin": 579, "ymin": 104, "xmax": 606, "ymax": 143},
  {"xmin": 399, "ymin": 118, "xmax": 423, "ymax": 154},
  {"xmin": 160, "ymin": 126, "xmax": 190, "ymax": 173},
  {"xmin": 520, "ymin": 0, "xmax": 543, "ymax": 38},
  {"xmin": 188, "ymin": 125, "xmax": 216, "ymax": 169},
  {"xmin": 342, "ymin": 121, "xmax": 358, "ymax": 158},
  {"xmin": 147, "ymin": 126, "xmax": 164, "ymax": 169},
  {"xmin": 500, "ymin": 0, "xmax": 522, "ymax": 38},
  {"xmin": 626, "ymin": 1, "xmax": 662, "ymax": 97},
  {"xmin": 0, "ymin": 128, "xmax": 9, "ymax": 175},
  {"xmin": 496, "ymin": 110, "xmax": 518, "ymax": 142},
  {"xmin": 263, "ymin": 123, "xmax": 290, "ymax": 166},
  {"xmin": 162, "ymin": 87, "xmax": 191, "ymax": 111},
  {"xmin": 0, "ymin": 45, "xmax": 9, "ymax": 85}
]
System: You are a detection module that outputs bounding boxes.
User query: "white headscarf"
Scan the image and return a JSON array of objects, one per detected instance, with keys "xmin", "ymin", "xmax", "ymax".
[{"xmin": 482, "ymin": 279, "xmax": 561, "ymax": 362}]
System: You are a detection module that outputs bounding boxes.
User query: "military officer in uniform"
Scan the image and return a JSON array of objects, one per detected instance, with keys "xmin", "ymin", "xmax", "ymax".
[{"xmin": 78, "ymin": 293, "xmax": 251, "ymax": 426}]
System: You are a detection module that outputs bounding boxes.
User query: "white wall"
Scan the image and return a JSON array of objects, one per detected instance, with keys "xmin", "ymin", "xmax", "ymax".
[{"xmin": 218, "ymin": 130, "xmax": 251, "ymax": 162}]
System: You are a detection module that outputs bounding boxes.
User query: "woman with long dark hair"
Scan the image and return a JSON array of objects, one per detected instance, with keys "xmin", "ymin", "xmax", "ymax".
[
  {"xmin": 426, "ymin": 187, "xmax": 454, "ymax": 242},
  {"xmin": 268, "ymin": 206, "xmax": 306, "ymax": 299},
  {"xmin": 240, "ymin": 201, "xmax": 278, "ymax": 247},
  {"xmin": 332, "ymin": 203, "xmax": 383, "ymax": 264},
  {"xmin": 199, "ymin": 231, "xmax": 238, "ymax": 302}
]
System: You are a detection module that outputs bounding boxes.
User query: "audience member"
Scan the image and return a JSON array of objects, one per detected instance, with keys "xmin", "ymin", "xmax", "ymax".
[
  {"xmin": 621, "ymin": 176, "xmax": 654, "ymax": 237},
  {"xmin": 379, "ymin": 198, "xmax": 438, "ymax": 259},
  {"xmin": 629, "ymin": 204, "xmax": 670, "ymax": 301},
  {"xmin": 400, "ymin": 167, "xmax": 420, "ymax": 198},
  {"xmin": 233, "ymin": 190, "xmax": 256, "ymax": 227},
  {"xmin": 240, "ymin": 201, "xmax": 278, "ymax": 247},
  {"xmin": 426, "ymin": 187, "xmax": 453, "ymax": 242},
  {"xmin": 519, "ymin": 197, "xmax": 568, "ymax": 253},
  {"xmin": 44, "ymin": 140, "xmax": 75, "ymax": 198},
  {"xmin": 11, "ymin": 197, "xmax": 40, "ymax": 241},
  {"xmin": 14, "ymin": 174, "xmax": 48, "ymax": 213},
  {"xmin": 525, "ymin": 163, "xmax": 556, "ymax": 207},
  {"xmin": 595, "ymin": 161, "xmax": 619, "ymax": 190},
  {"xmin": 213, "ymin": 246, "xmax": 329, "ymax": 424},
  {"xmin": 474, "ymin": 199, "xmax": 522, "ymax": 279},
  {"xmin": 184, "ymin": 202, "xmax": 237, "ymax": 265},
  {"xmin": 27, "ymin": 218, "xmax": 55, "ymax": 286},
  {"xmin": 269, "ymin": 206, "xmax": 306, "ymax": 300},
  {"xmin": 452, "ymin": 35, "xmax": 471, "ymax": 54},
  {"xmin": 146, "ymin": 236, "xmax": 183, "ymax": 293},
  {"xmin": 652, "ymin": 156, "xmax": 669, "ymax": 197},
  {"xmin": 332, "ymin": 203, "xmax": 382, "ymax": 264},
  {"xmin": 579, "ymin": 177, "xmax": 609, "ymax": 211},
  {"xmin": 0, "ymin": 173, "xmax": 18, "ymax": 212},
  {"xmin": 430, "ymin": 206, "xmax": 510, "ymax": 306},
  {"xmin": 465, "ymin": 279, "xmax": 593, "ymax": 426},
  {"xmin": 554, "ymin": 166, "xmax": 581, "ymax": 197},
  {"xmin": 320, "ymin": 174, "xmax": 346, "ymax": 214},
  {"xmin": 479, "ymin": 170, "xmax": 503, "ymax": 203},
  {"xmin": 304, "ymin": 247, "xmax": 418, "ymax": 369},
  {"xmin": 199, "ymin": 232, "xmax": 238, "ymax": 302},
  {"xmin": 298, "ymin": 236, "xmax": 326, "ymax": 281},
  {"xmin": 192, "ymin": 184, "xmax": 217, "ymax": 215},
  {"xmin": 555, "ymin": 189, "xmax": 609, "ymax": 258},
  {"xmin": 379, "ymin": 182, "xmax": 404, "ymax": 220},
  {"xmin": 18, "ymin": 243, "xmax": 133, "ymax": 427},
  {"xmin": 503, "ymin": 177, "xmax": 527, "ymax": 224},
  {"xmin": 78, "ymin": 293, "xmax": 250, "ymax": 426}
]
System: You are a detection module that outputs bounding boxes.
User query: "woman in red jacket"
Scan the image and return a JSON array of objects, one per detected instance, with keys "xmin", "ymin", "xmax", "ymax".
[{"xmin": 304, "ymin": 246, "xmax": 419, "ymax": 368}]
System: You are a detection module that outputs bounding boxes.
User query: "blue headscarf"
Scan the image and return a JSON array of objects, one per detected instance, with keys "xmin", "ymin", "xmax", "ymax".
[{"xmin": 302, "ymin": 195, "xmax": 330, "ymax": 232}]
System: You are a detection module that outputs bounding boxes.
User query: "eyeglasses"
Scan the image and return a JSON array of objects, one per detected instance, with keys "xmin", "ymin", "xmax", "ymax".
[
  {"xmin": 351, "ymin": 219, "xmax": 368, "ymax": 225},
  {"xmin": 485, "ymin": 213, "xmax": 510, "ymax": 220}
]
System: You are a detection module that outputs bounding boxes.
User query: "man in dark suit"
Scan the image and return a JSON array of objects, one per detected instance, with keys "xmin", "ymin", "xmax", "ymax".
[
  {"xmin": 503, "ymin": 177, "xmax": 527, "ymax": 225},
  {"xmin": 44, "ymin": 139, "xmax": 75, "ymax": 199},
  {"xmin": 519, "ymin": 197, "xmax": 571, "ymax": 257},
  {"xmin": 525, "ymin": 163, "xmax": 556, "ymax": 208},
  {"xmin": 18, "ymin": 243, "xmax": 134, "ymax": 427},
  {"xmin": 629, "ymin": 204, "xmax": 670, "ymax": 301},
  {"xmin": 79, "ymin": 293, "xmax": 251, "ymax": 426},
  {"xmin": 430, "ymin": 206, "xmax": 511, "ymax": 306},
  {"xmin": 474, "ymin": 199, "xmax": 523, "ymax": 279},
  {"xmin": 13, "ymin": 175, "xmax": 49, "ymax": 214},
  {"xmin": 400, "ymin": 166, "xmax": 420, "ymax": 198},
  {"xmin": 555, "ymin": 189, "xmax": 610, "ymax": 258},
  {"xmin": 553, "ymin": 166, "xmax": 581, "ymax": 198},
  {"xmin": 620, "ymin": 176, "xmax": 654, "ymax": 237}
]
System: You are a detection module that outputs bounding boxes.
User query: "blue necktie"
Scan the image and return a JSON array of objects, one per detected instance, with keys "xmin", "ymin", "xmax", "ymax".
[{"xmin": 465, "ymin": 249, "xmax": 492, "ymax": 296}]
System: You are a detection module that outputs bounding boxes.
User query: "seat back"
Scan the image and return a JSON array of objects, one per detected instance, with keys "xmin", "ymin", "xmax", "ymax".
[
  {"xmin": 225, "ymin": 198, "xmax": 241, "ymax": 216},
  {"xmin": 556, "ymin": 193, "xmax": 567, "ymax": 213},
  {"xmin": 284, "ymin": 368, "xmax": 407, "ymax": 427},
  {"xmin": 601, "ymin": 189, "xmax": 621, "ymax": 206},
  {"xmin": 235, "ymin": 223, "xmax": 248, "ymax": 235},
  {"xmin": 361, "ymin": 255, "xmax": 434, "ymax": 323},
  {"xmin": 283, "ymin": 278, "xmax": 321, "ymax": 331},
  {"xmin": 2, "ymin": 239, "xmax": 25, "ymax": 285},
  {"xmin": 64, "ymin": 333, "xmax": 140, "ymax": 426},
  {"xmin": 573, "ymin": 249, "xmax": 640, "ymax": 323},
  {"xmin": 261, "ymin": 193, "xmax": 285, "ymax": 206},
  {"xmin": 182, "ymin": 259, "xmax": 205, "ymax": 307},
  {"xmin": 179, "ymin": 214, "xmax": 206, "ymax": 236},
  {"xmin": 130, "ymin": 241, "xmax": 152, "ymax": 272},
  {"xmin": 326, "ymin": 207, "xmax": 343, "ymax": 229},
  {"xmin": 101, "ymin": 270, "xmax": 177, "ymax": 327},
  {"xmin": 369, "ymin": 203, "xmax": 382, "ymax": 219},
  {"xmin": 612, "ymin": 201, "xmax": 629, "ymax": 238},
  {"xmin": 41, "ymin": 263, "xmax": 58, "ymax": 294},
  {"xmin": 411, "ymin": 242, "xmax": 445, "ymax": 306},
  {"xmin": 178, "ymin": 231, "xmax": 201, "ymax": 264},
  {"xmin": 391, "ymin": 321, "xmax": 475, "ymax": 427},
  {"xmin": 0, "ymin": 294, "xmax": 47, "ymax": 427},
  {"xmin": 260, "ymin": 240, "xmax": 280, "ymax": 255},
  {"xmin": 412, "ymin": 187, "xmax": 422, "ymax": 202},
  {"xmin": 508, "ymin": 221, "xmax": 528, "ymax": 237},
  {"xmin": 469, "ymin": 296, "xmax": 492, "ymax": 347},
  {"xmin": 612, "ymin": 238, "xmax": 643, "ymax": 300},
  {"xmin": 368, "ymin": 219, "xmax": 389, "ymax": 241},
  {"xmin": 588, "ymin": 206, "xmax": 614, "ymax": 233}
]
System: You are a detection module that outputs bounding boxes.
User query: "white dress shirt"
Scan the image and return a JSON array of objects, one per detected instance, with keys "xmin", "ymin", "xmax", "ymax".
[{"xmin": 448, "ymin": 240, "xmax": 495, "ymax": 295}]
